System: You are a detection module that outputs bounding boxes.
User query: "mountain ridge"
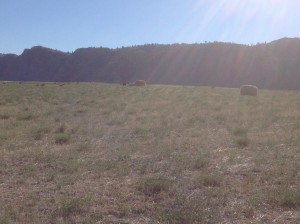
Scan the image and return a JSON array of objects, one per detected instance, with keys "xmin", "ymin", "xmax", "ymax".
[{"xmin": 1, "ymin": 38, "xmax": 300, "ymax": 90}]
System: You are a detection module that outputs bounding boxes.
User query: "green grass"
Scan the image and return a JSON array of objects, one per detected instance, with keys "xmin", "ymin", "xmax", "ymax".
[
  {"xmin": 0, "ymin": 82, "xmax": 300, "ymax": 223},
  {"xmin": 196, "ymin": 173, "xmax": 223, "ymax": 187},
  {"xmin": 56, "ymin": 196, "xmax": 88, "ymax": 218},
  {"xmin": 268, "ymin": 186, "xmax": 300, "ymax": 208},
  {"xmin": 138, "ymin": 176, "xmax": 171, "ymax": 196}
]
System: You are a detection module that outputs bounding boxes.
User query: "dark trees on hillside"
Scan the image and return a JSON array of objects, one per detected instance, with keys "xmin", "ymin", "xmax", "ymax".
[{"xmin": 1, "ymin": 38, "xmax": 300, "ymax": 90}]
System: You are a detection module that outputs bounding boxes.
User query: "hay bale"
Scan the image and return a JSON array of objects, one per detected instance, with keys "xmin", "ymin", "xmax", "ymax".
[
  {"xmin": 240, "ymin": 85, "xmax": 258, "ymax": 96},
  {"xmin": 134, "ymin": 80, "xmax": 146, "ymax": 86}
]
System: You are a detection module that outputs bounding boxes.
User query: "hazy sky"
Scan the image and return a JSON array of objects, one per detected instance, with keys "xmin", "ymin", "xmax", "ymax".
[{"xmin": 1, "ymin": 0, "xmax": 300, "ymax": 54}]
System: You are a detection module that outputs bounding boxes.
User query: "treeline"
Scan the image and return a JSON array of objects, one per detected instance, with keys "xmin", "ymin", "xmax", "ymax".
[{"xmin": 1, "ymin": 38, "xmax": 300, "ymax": 90}]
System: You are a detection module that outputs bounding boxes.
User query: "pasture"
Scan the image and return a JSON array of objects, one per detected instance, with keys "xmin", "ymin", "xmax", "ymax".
[{"xmin": 0, "ymin": 82, "xmax": 300, "ymax": 223}]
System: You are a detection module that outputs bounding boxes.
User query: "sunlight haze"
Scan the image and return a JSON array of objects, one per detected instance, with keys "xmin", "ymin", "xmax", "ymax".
[{"xmin": 1, "ymin": 0, "xmax": 299, "ymax": 54}]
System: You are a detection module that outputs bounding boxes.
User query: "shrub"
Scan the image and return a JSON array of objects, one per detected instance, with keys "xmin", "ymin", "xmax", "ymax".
[
  {"xmin": 160, "ymin": 190, "xmax": 223, "ymax": 224},
  {"xmin": 138, "ymin": 176, "xmax": 170, "ymax": 196},
  {"xmin": 233, "ymin": 127, "xmax": 248, "ymax": 136},
  {"xmin": 197, "ymin": 174, "xmax": 222, "ymax": 187},
  {"xmin": 268, "ymin": 186, "xmax": 300, "ymax": 208},
  {"xmin": 55, "ymin": 123, "xmax": 67, "ymax": 133},
  {"xmin": 75, "ymin": 143, "xmax": 91, "ymax": 152},
  {"xmin": 57, "ymin": 197, "xmax": 86, "ymax": 218},
  {"xmin": 17, "ymin": 112, "xmax": 34, "ymax": 121},
  {"xmin": 54, "ymin": 134, "xmax": 70, "ymax": 144},
  {"xmin": 0, "ymin": 114, "xmax": 9, "ymax": 120},
  {"xmin": 236, "ymin": 136, "xmax": 250, "ymax": 148},
  {"xmin": 31, "ymin": 126, "xmax": 51, "ymax": 140},
  {"xmin": 233, "ymin": 127, "xmax": 250, "ymax": 148},
  {"xmin": 191, "ymin": 156, "xmax": 210, "ymax": 170}
]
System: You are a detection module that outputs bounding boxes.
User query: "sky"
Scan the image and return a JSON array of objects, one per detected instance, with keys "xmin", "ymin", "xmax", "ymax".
[{"xmin": 1, "ymin": 0, "xmax": 300, "ymax": 55}]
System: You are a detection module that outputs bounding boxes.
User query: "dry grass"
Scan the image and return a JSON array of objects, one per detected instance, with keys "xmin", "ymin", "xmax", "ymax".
[{"xmin": 0, "ymin": 82, "xmax": 300, "ymax": 223}]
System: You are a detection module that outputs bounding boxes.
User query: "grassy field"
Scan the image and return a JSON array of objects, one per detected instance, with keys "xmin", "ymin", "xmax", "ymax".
[{"xmin": 0, "ymin": 82, "xmax": 300, "ymax": 224}]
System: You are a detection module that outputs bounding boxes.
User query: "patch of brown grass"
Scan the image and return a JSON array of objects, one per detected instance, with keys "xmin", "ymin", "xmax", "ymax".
[{"xmin": 0, "ymin": 82, "xmax": 299, "ymax": 223}]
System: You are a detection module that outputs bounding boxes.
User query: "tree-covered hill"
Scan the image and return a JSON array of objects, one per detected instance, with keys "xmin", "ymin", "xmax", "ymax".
[{"xmin": 1, "ymin": 38, "xmax": 300, "ymax": 90}]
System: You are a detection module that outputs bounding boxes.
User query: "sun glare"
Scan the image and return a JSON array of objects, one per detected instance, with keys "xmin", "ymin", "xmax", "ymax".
[{"xmin": 190, "ymin": 0, "xmax": 298, "ymax": 44}]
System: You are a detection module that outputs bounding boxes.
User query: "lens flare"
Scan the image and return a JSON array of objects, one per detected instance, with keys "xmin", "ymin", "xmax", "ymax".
[{"xmin": 186, "ymin": 0, "xmax": 300, "ymax": 44}]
